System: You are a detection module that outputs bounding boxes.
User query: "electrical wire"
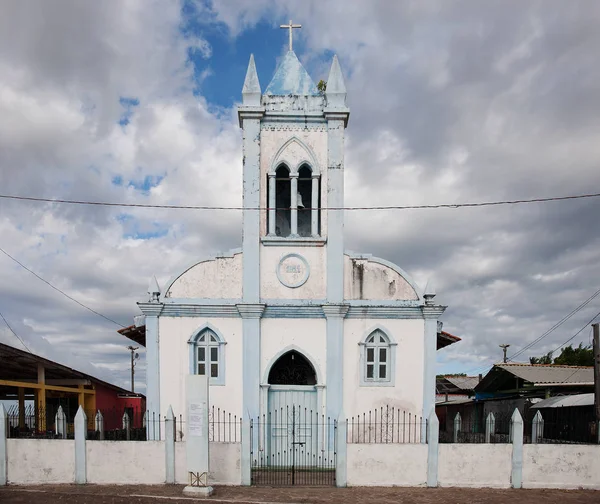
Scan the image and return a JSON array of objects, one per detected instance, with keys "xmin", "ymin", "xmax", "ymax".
[
  {"xmin": 549, "ymin": 309, "xmax": 600, "ymax": 357},
  {"xmin": 0, "ymin": 310, "xmax": 33, "ymax": 353},
  {"xmin": 0, "ymin": 191, "xmax": 599, "ymax": 212},
  {"xmin": 462, "ymin": 291, "xmax": 600, "ymax": 377},
  {"xmin": 507, "ymin": 288, "xmax": 600, "ymax": 362},
  {"xmin": 0, "ymin": 246, "xmax": 126, "ymax": 328}
]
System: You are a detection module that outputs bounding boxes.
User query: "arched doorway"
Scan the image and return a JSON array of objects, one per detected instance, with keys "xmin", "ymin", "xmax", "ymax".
[
  {"xmin": 268, "ymin": 350, "xmax": 317, "ymax": 385},
  {"xmin": 259, "ymin": 350, "xmax": 333, "ymax": 481}
]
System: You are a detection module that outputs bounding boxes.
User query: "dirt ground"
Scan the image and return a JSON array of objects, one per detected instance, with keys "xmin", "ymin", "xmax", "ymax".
[{"xmin": 0, "ymin": 485, "xmax": 599, "ymax": 504}]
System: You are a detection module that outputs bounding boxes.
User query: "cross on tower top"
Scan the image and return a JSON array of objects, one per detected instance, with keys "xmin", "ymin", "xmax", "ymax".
[{"xmin": 280, "ymin": 19, "xmax": 301, "ymax": 52}]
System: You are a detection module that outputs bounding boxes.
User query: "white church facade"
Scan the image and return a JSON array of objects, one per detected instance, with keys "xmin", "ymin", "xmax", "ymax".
[{"xmin": 135, "ymin": 35, "xmax": 451, "ymax": 482}]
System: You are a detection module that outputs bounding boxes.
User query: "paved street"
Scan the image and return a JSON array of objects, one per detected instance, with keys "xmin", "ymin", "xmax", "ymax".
[{"xmin": 0, "ymin": 485, "xmax": 599, "ymax": 504}]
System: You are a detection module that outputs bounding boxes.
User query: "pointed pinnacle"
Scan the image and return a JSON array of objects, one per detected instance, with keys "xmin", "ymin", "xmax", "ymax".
[
  {"xmin": 242, "ymin": 54, "xmax": 261, "ymax": 105},
  {"xmin": 326, "ymin": 54, "xmax": 346, "ymax": 95}
]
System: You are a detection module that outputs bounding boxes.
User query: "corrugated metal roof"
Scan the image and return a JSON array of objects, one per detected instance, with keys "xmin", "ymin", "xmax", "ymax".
[
  {"xmin": 445, "ymin": 376, "xmax": 480, "ymax": 390},
  {"xmin": 531, "ymin": 393, "xmax": 594, "ymax": 409},
  {"xmin": 496, "ymin": 363, "xmax": 593, "ymax": 386}
]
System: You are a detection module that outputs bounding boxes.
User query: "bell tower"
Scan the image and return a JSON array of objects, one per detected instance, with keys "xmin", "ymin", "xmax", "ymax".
[
  {"xmin": 237, "ymin": 34, "xmax": 350, "ymax": 441},
  {"xmin": 237, "ymin": 48, "xmax": 350, "ymax": 298}
]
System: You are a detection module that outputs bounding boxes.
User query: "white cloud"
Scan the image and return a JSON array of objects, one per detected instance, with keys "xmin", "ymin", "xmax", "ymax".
[{"xmin": 0, "ymin": 0, "xmax": 599, "ymax": 394}]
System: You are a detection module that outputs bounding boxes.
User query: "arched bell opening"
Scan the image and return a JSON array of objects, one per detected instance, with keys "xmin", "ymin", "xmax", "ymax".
[
  {"xmin": 267, "ymin": 350, "xmax": 317, "ymax": 386},
  {"xmin": 274, "ymin": 164, "xmax": 291, "ymax": 237}
]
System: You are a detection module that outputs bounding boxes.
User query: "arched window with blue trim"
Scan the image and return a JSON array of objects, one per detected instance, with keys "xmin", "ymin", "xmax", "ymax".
[
  {"xmin": 360, "ymin": 328, "xmax": 396, "ymax": 387},
  {"xmin": 189, "ymin": 325, "xmax": 226, "ymax": 385}
]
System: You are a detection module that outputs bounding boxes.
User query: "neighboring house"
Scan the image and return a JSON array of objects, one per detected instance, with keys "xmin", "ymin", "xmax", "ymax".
[
  {"xmin": 531, "ymin": 393, "xmax": 597, "ymax": 443},
  {"xmin": 436, "ymin": 375, "xmax": 480, "ymax": 437},
  {"xmin": 121, "ymin": 46, "xmax": 458, "ymax": 452},
  {"xmin": 436, "ymin": 375, "xmax": 479, "ymax": 403},
  {"xmin": 435, "ymin": 363, "xmax": 595, "ymax": 442},
  {"xmin": 0, "ymin": 341, "xmax": 145, "ymax": 434}
]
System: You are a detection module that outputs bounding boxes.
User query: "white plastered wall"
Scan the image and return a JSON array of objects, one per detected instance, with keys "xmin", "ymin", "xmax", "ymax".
[
  {"xmin": 87, "ymin": 441, "xmax": 165, "ymax": 484},
  {"xmin": 159, "ymin": 317, "xmax": 243, "ymax": 422},
  {"xmin": 166, "ymin": 254, "xmax": 242, "ymax": 299},
  {"xmin": 259, "ymin": 128, "xmax": 329, "ymax": 238},
  {"xmin": 260, "ymin": 245, "xmax": 326, "ymax": 300},
  {"xmin": 260, "ymin": 318, "xmax": 327, "ymax": 385},
  {"xmin": 347, "ymin": 444, "xmax": 427, "ymax": 486},
  {"xmin": 7, "ymin": 439, "xmax": 75, "ymax": 484},
  {"xmin": 175, "ymin": 442, "xmax": 241, "ymax": 485},
  {"xmin": 343, "ymin": 318, "xmax": 425, "ymax": 418},
  {"xmin": 438, "ymin": 444, "xmax": 512, "ymax": 487},
  {"xmin": 523, "ymin": 445, "xmax": 600, "ymax": 489}
]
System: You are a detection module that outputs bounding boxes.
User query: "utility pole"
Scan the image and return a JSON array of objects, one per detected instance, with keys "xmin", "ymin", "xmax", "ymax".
[
  {"xmin": 499, "ymin": 344, "xmax": 510, "ymax": 363},
  {"xmin": 593, "ymin": 323, "xmax": 600, "ymax": 443},
  {"xmin": 127, "ymin": 346, "xmax": 139, "ymax": 393}
]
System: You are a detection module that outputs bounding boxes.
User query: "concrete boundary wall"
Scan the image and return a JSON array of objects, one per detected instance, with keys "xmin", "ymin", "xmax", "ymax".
[
  {"xmin": 7, "ymin": 440, "xmax": 75, "ymax": 484},
  {"xmin": 438, "ymin": 444, "xmax": 512, "ymax": 488},
  {"xmin": 347, "ymin": 444, "xmax": 427, "ymax": 486},
  {"xmin": 175, "ymin": 442, "xmax": 241, "ymax": 485},
  {"xmin": 87, "ymin": 441, "xmax": 165, "ymax": 484},
  {"xmin": 523, "ymin": 445, "xmax": 600, "ymax": 489}
]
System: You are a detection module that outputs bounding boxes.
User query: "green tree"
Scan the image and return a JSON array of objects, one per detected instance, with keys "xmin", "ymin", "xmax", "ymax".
[
  {"xmin": 553, "ymin": 343, "xmax": 594, "ymax": 366},
  {"xmin": 317, "ymin": 79, "xmax": 327, "ymax": 93},
  {"xmin": 529, "ymin": 352, "xmax": 553, "ymax": 365},
  {"xmin": 529, "ymin": 343, "xmax": 593, "ymax": 366}
]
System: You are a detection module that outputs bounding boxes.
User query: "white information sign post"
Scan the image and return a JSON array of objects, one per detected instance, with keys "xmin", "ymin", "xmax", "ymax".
[{"xmin": 183, "ymin": 375, "xmax": 213, "ymax": 496}]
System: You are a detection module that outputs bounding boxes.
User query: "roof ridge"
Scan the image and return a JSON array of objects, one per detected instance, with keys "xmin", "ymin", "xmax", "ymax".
[{"xmin": 499, "ymin": 362, "xmax": 593, "ymax": 369}]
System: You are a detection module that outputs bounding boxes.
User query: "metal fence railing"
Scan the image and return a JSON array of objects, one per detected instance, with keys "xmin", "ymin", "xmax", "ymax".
[
  {"xmin": 439, "ymin": 412, "xmax": 512, "ymax": 444},
  {"xmin": 209, "ymin": 406, "xmax": 242, "ymax": 443},
  {"xmin": 524, "ymin": 409, "xmax": 598, "ymax": 445},
  {"xmin": 439, "ymin": 408, "xmax": 599, "ymax": 445},
  {"xmin": 346, "ymin": 405, "xmax": 425, "ymax": 444}
]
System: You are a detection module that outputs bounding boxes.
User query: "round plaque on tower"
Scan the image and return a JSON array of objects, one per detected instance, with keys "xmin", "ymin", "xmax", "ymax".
[{"xmin": 276, "ymin": 253, "xmax": 310, "ymax": 288}]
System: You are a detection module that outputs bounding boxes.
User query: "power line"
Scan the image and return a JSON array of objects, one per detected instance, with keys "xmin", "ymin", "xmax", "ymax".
[
  {"xmin": 0, "ymin": 246, "xmax": 126, "ymax": 328},
  {"xmin": 463, "ymin": 289, "xmax": 600, "ymax": 376},
  {"xmin": 0, "ymin": 191, "xmax": 599, "ymax": 212},
  {"xmin": 549, "ymin": 309, "xmax": 600, "ymax": 357},
  {"xmin": 507, "ymin": 288, "xmax": 600, "ymax": 362},
  {"xmin": 0, "ymin": 310, "xmax": 33, "ymax": 353}
]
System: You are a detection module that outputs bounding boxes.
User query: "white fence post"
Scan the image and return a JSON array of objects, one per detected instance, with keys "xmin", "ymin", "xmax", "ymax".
[
  {"xmin": 453, "ymin": 412, "xmax": 461, "ymax": 443},
  {"xmin": 165, "ymin": 406, "xmax": 175, "ymax": 484},
  {"xmin": 55, "ymin": 406, "xmax": 67, "ymax": 439},
  {"xmin": 95, "ymin": 410, "xmax": 104, "ymax": 440},
  {"xmin": 427, "ymin": 408, "xmax": 439, "ymax": 487},
  {"xmin": 532, "ymin": 411, "xmax": 544, "ymax": 444},
  {"xmin": 510, "ymin": 408, "xmax": 523, "ymax": 489},
  {"xmin": 485, "ymin": 412, "xmax": 495, "ymax": 443},
  {"xmin": 241, "ymin": 417, "xmax": 251, "ymax": 486},
  {"xmin": 336, "ymin": 412, "xmax": 347, "ymax": 488},
  {"xmin": 74, "ymin": 406, "xmax": 87, "ymax": 484},
  {"xmin": 0, "ymin": 404, "xmax": 7, "ymax": 486}
]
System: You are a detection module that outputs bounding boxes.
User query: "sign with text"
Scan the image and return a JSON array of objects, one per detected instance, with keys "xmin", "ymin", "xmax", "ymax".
[{"xmin": 186, "ymin": 375, "xmax": 209, "ymax": 473}]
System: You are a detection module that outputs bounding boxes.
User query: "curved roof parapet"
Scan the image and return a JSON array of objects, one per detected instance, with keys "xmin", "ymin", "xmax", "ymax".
[
  {"xmin": 162, "ymin": 248, "xmax": 243, "ymax": 298},
  {"xmin": 344, "ymin": 251, "xmax": 424, "ymax": 301}
]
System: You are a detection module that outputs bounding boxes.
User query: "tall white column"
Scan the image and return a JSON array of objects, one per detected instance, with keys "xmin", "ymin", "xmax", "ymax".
[
  {"xmin": 268, "ymin": 174, "xmax": 276, "ymax": 235},
  {"xmin": 311, "ymin": 174, "xmax": 319, "ymax": 236},
  {"xmin": 290, "ymin": 174, "xmax": 298, "ymax": 236}
]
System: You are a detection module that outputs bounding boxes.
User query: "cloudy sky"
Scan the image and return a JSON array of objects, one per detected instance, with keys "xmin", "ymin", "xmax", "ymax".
[{"xmin": 1, "ymin": 0, "xmax": 599, "ymax": 393}]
